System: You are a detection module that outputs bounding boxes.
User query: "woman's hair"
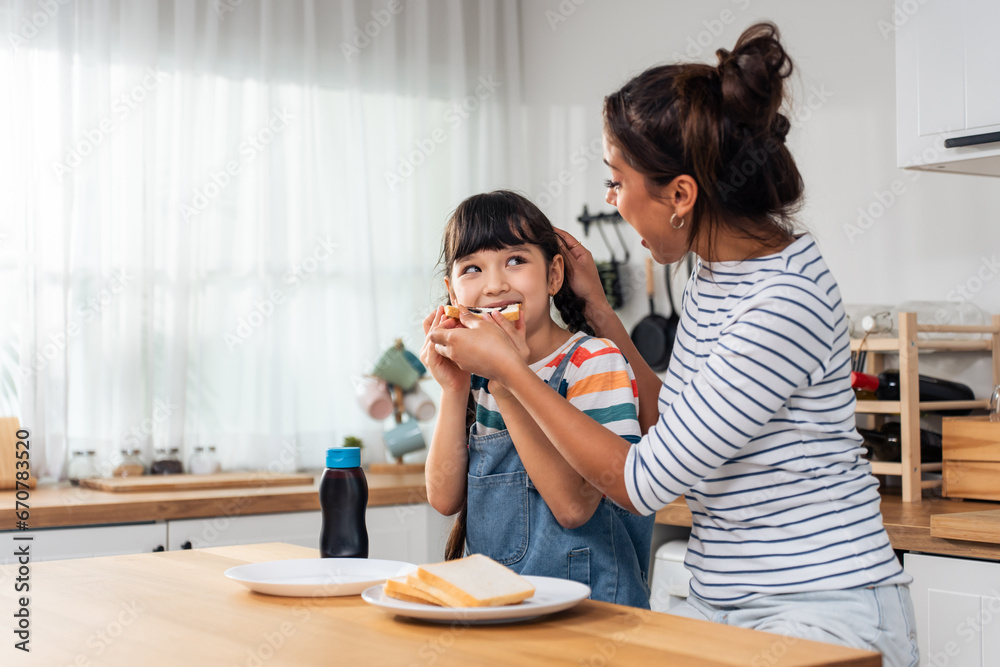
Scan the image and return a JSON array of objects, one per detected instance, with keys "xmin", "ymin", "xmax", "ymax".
[
  {"xmin": 441, "ymin": 189, "xmax": 594, "ymax": 336},
  {"xmin": 603, "ymin": 22, "xmax": 802, "ymax": 259}
]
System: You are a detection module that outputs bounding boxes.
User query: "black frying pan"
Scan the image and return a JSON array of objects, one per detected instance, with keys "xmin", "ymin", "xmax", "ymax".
[{"xmin": 631, "ymin": 257, "xmax": 675, "ymax": 372}]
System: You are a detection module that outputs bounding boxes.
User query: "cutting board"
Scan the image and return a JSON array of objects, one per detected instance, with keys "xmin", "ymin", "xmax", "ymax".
[
  {"xmin": 0, "ymin": 417, "xmax": 37, "ymax": 490},
  {"xmin": 79, "ymin": 471, "xmax": 314, "ymax": 493},
  {"xmin": 931, "ymin": 510, "xmax": 1000, "ymax": 545}
]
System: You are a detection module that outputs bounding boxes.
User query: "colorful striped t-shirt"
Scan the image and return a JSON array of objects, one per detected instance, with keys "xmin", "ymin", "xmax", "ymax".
[{"xmin": 471, "ymin": 331, "xmax": 641, "ymax": 443}]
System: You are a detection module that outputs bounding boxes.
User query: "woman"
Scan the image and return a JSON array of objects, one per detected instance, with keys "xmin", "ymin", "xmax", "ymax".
[{"xmin": 429, "ymin": 22, "xmax": 919, "ymax": 666}]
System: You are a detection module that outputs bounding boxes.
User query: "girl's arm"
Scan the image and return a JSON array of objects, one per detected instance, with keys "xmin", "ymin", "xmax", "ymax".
[
  {"xmin": 420, "ymin": 308, "xmax": 471, "ymax": 516},
  {"xmin": 490, "ymin": 383, "xmax": 603, "ymax": 529},
  {"xmin": 556, "ymin": 229, "xmax": 663, "ymax": 435}
]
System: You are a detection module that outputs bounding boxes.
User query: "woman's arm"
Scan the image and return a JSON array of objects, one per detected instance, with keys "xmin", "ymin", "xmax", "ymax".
[
  {"xmin": 420, "ymin": 308, "xmax": 471, "ymax": 516},
  {"xmin": 431, "ymin": 278, "xmax": 836, "ymax": 516},
  {"xmin": 557, "ymin": 230, "xmax": 663, "ymax": 435},
  {"xmin": 431, "ymin": 313, "xmax": 638, "ymax": 512},
  {"xmin": 490, "ymin": 384, "xmax": 603, "ymax": 529}
]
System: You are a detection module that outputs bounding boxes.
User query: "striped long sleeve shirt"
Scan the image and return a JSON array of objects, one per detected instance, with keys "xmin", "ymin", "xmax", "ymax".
[
  {"xmin": 471, "ymin": 332, "xmax": 641, "ymax": 444},
  {"xmin": 624, "ymin": 234, "xmax": 909, "ymax": 604}
]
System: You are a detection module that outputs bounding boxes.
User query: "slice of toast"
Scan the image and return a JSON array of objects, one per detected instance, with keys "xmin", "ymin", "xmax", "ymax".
[
  {"xmin": 383, "ymin": 576, "xmax": 446, "ymax": 606},
  {"xmin": 443, "ymin": 303, "xmax": 520, "ymax": 321},
  {"xmin": 411, "ymin": 554, "xmax": 535, "ymax": 607}
]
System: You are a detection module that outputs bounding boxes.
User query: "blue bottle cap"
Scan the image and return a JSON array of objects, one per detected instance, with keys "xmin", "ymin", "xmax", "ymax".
[{"xmin": 326, "ymin": 447, "xmax": 361, "ymax": 469}]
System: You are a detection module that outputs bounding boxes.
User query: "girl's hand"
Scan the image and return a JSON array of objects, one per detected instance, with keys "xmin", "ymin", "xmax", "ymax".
[
  {"xmin": 556, "ymin": 228, "xmax": 610, "ymax": 315},
  {"xmin": 429, "ymin": 308, "xmax": 525, "ymax": 382},
  {"xmin": 420, "ymin": 306, "xmax": 471, "ymax": 393},
  {"xmin": 484, "ymin": 311, "xmax": 529, "ymax": 398}
]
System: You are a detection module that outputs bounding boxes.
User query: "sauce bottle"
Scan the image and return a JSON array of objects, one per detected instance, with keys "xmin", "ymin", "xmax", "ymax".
[{"xmin": 319, "ymin": 447, "xmax": 368, "ymax": 558}]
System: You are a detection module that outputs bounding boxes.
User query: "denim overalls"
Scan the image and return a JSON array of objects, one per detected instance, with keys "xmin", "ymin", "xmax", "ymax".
[{"xmin": 465, "ymin": 336, "xmax": 654, "ymax": 609}]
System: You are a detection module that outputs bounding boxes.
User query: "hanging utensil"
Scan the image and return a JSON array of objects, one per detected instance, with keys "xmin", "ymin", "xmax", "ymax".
[{"xmin": 630, "ymin": 257, "xmax": 673, "ymax": 372}]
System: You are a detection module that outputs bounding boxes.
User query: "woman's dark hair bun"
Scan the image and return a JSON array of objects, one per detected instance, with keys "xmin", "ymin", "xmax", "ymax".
[{"xmin": 715, "ymin": 21, "xmax": 793, "ymax": 135}]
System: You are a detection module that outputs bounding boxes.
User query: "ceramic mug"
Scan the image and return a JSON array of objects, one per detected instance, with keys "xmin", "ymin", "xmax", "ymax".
[
  {"xmin": 372, "ymin": 346, "xmax": 420, "ymax": 392},
  {"xmin": 403, "ymin": 385, "xmax": 436, "ymax": 422},
  {"xmin": 355, "ymin": 378, "xmax": 394, "ymax": 421},
  {"xmin": 383, "ymin": 420, "xmax": 425, "ymax": 460},
  {"xmin": 990, "ymin": 384, "xmax": 1000, "ymax": 423}
]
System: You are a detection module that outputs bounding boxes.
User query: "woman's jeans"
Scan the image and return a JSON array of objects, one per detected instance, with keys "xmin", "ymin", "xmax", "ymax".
[{"xmin": 666, "ymin": 584, "xmax": 919, "ymax": 667}]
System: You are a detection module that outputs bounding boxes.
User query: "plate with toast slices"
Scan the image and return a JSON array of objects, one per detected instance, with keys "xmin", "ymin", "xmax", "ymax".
[
  {"xmin": 361, "ymin": 554, "xmax": 591, "ymax": 623},
  {"xmin": 225, "ymin": 558, "xmax": 417, "ymax": 597}
]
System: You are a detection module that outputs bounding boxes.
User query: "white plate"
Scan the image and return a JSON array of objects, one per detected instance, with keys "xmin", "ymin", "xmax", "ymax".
[
  {"xmin": 361, "ymin": 575, "xmax": 590, "ymax": 624},
  {"xmin": 225, "ymin": 558, "xmax": 417, "ymax": 597}
]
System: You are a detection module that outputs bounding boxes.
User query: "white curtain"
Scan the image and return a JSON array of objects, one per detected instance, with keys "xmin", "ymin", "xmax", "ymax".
[{"xmin": 0, "ymin": 0, "xmax": 524, "ymax": 479}]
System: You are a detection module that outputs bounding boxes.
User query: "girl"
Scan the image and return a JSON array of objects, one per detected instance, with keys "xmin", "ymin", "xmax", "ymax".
[
  {"xmin": 430, "ymin": 23, "xmax": 919, "ymax": 665},
  {"xmin": 420, "ymin": 190, "xmax": 655, "ymax": 609}
]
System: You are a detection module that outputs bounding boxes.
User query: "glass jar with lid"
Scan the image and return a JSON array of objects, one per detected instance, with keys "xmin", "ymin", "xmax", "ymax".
[
  {"xmin": 113, "ymin": 449, "xmax": 145, "ymax": 477},
  {"xmin": 151, "ymin": 447, "xmax": 184, "ymax": 475},
  {"xmin": 67, "ymin": 450, "xmax": 99, "ymax": 485}
]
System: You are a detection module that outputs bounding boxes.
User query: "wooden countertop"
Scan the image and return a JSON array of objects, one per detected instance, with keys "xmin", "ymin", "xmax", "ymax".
[
  {"xmin": 655, "ymin": 492, "xmax": 1000, "ymax": 561},
  {"xmin": 0, "ymin": 542, "xmax": 880, "ymax": 666},
  {"xmin": 0, "ymin": 471, "xmax": 428, "ymax": 531}
]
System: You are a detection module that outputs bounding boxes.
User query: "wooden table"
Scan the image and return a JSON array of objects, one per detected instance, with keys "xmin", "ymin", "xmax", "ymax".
[{"xmin": 0, "ymin": 543, "xmax": 879, "ymax": 666}]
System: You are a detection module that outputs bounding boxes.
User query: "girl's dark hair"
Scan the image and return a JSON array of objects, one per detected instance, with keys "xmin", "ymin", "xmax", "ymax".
[
  {"xmin": 441, "ymin": 190, "xmax": 594, "ymax": 336},
  {"xmin": 439, "ymin": 189, "xmax": 592, "ymax": 560},
  {"xmin": 603, "ymin": 22, "xmax": 802, "ymax": 258}
]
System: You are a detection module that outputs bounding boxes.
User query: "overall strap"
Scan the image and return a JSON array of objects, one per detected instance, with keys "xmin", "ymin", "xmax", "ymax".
[{"xmin": 545, "ymin": 335, "xmax": 591, "ymax": 396}]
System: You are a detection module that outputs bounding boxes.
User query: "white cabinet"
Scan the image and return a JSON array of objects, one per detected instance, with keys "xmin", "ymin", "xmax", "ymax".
[
  {"xmin": 0, "ymin": 522, "xmax": 168, "ymax": 564},
  {"xmin": 167, "ymin": 511, "xmax": 322, "ymax": 551},
  {"xmin": 0, "ymin": 504, "xmax": 452, "ymax": 566},
  {"xmin": 896, "ymin": 0, "xmax": 1000, "ymax": 175},
  {"xmin": 905, "ymin": 552, "xmax": 1000, "ymax": 666}
]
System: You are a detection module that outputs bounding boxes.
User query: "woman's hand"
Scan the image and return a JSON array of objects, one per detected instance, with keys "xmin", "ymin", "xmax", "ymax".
[
  {"xmin": 429, "ymin": 308, "xmax": 526, "ymax": 383},
  {"xmin": 420, "ymin": 306, "xmax": 471, "ymax": 393},
  {"xmin": 484, "ymin": 312, "xmax": 529, "ymax": 398},
  {"xmin": 556, "ymin": 229, "xmax": 613, "ymax": 326}
]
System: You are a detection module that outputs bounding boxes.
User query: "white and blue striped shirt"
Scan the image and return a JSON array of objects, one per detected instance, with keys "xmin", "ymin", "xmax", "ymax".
[{"xmin": 624, "ymin": 234, "xmax": 909, "ymax": 604}]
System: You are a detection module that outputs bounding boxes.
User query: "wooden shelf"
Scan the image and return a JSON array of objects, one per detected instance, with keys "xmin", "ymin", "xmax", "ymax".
[
  {"xmin": 855, "ymin": 399, "xmax": 991, "ymax": 414},
  {"xmin": 853, "ymin": 312, "xmax": 1000, "ymax": 502}
]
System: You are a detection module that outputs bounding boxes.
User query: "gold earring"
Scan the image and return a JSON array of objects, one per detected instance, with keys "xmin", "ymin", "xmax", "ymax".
[{"xmin": 670, "ymin": 213, "xmax": 685, "ymax": 229}]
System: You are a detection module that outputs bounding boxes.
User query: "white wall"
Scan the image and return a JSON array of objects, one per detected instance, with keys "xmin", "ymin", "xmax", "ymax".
[{"xmin": 518, "ymin": 0, "xmax": 1000, "ymax": 393}]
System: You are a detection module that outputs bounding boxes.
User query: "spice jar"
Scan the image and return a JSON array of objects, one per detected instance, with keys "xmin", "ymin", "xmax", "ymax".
[
  {"xmin": 67, "ymin": 450, "xmax": 99, "ymax": 485},
  {"xmin": 113, "ymin": 449, "xmax": 145, "ymax": 477},
  {"xmin": 188, "ymin": 446, "xmax": 213, "ymax": 475},
  {"xmin": 150, "ymin": 447, "xmax": 183, "ymax": 475}
]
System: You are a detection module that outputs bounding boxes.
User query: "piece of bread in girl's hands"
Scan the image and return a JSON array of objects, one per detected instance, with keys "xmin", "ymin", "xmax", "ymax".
[
  {"xmin": 409, "ymin": 554, "xmax": 535, "ymax": 607},
  {"xmin": 443, "ymin": 303, "xmax": 520, "ymax": 322}
]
